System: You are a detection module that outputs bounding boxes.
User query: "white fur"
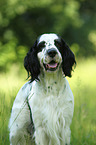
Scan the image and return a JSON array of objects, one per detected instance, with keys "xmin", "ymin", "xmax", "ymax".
[{"xmin": 9, "ymin": 34, "xmax": 74, "ymax": 145}]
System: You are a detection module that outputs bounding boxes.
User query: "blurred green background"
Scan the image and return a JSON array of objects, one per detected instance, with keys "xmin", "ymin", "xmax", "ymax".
[
  {"xmin": 0, "ymin": 0, "xmax": 96, "ymax": 72},
  {"xmin": 0, "ymin": 0, "xmax": 96, "ymax": 145}
]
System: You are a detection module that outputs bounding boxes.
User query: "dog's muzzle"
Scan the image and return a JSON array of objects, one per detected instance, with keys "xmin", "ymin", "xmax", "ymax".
[
  {"xmin": 43, "ymin": 48, "xmax": 61, "ymax": 71},
  {"xmin": 47, "ymin": 48, "xmax": 57, "ymax": 58}
]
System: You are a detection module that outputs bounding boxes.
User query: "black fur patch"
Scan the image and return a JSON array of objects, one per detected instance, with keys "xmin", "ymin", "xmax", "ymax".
[{"xmin": 24, "ymin": 40, "xmax": 40, "ymax": 82}]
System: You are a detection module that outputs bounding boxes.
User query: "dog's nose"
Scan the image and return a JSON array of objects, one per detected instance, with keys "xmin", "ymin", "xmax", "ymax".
[{"xmin": 47, "ymin": 49, "xmax": 57, "ymax": 58}]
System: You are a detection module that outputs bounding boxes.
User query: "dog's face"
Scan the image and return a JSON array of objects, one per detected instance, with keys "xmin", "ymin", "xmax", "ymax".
[
  {"xmin": 37, "ymin": 34, "xmax": 62, "ymax": 72},
  {"xmin": 24, "ymin": 33, "xmax": 76, "ymax": 81}
]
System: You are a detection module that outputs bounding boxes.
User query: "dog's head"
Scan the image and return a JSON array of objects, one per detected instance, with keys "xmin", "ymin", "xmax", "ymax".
[{"xmin": 24, "ymin": 33, "xmax": 76, "ymax": 81}]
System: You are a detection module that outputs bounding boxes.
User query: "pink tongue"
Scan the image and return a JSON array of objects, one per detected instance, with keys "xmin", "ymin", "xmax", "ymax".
[{"xmin": 47, "ymin": 63, "xmax": 57, "ymax": 68}]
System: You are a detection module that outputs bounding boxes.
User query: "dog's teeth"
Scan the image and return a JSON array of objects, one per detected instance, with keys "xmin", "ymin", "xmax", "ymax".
[{"xmin": 47, "ymin": 63, "xmax": 57, "ymax": 68}]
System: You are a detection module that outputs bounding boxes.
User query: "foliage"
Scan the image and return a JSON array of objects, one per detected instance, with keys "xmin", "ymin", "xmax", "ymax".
[
  {"xmin": 0, "ymin": 0, "xmax": 96, "ymax": 71},
  {"xmin": 0, "ymin": 58, "xmax": 96, "ymax": 145}
]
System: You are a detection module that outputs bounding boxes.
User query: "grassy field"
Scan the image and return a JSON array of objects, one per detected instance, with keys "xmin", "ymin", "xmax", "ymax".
[{"xmin": 0, "ymin": 58, "xmax": 96, "ymax": 145}]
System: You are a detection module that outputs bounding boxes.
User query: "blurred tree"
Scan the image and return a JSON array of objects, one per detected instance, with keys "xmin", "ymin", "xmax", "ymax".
[{"xmin": 0, "ymin": 0, "xmax": 96, "ymax": 71}]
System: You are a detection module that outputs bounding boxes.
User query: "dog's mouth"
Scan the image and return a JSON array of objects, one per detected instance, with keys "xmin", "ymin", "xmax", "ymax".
[{"xmin": 43, "ymin": 61, "xmax": 59, "ymax": 71}]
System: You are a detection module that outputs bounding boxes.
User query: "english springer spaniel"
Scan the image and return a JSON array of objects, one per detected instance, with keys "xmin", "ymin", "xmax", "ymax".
[{"xmin": 9, "ymin": 33, "xmax": 76, "ymax": 145}]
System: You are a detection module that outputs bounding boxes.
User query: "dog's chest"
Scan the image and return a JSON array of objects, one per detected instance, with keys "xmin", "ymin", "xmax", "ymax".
[{"xmin": 29, "ymin": 80, "xmax": 74, "ymax": 135}]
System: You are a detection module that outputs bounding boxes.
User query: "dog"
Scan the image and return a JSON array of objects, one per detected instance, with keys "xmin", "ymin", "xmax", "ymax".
[{"xmin": 9, "ymin": 33, "xmax": 76, "ymax": 145}]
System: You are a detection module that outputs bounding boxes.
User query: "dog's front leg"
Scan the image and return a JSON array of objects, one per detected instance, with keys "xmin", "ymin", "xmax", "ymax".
[
  {"xmin": 35, "ymin": 127, "xmax": 49, "ymax": 145},
  {"xmin": 9, "ymin": 109, "xmax": 32, "ymax": 145},
  {"xmin": 60, "ymin": 126, "xmax": 71, "ymax": 145},
  {"xmin": 9, "ymin": 100, "xmax": 32, "ymax": 145}
]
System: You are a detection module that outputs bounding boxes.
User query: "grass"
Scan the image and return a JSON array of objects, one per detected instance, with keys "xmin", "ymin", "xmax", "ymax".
[
  {"xmin": 0, "ymin": 58, "xmax": 96, "ymax": 145},
  {"xmin": 68, "ymin": 58, "xmax": 96, "ymax": 145}
]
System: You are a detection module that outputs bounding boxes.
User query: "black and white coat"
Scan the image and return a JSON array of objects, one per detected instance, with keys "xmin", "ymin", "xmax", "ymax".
[{"xmin": 9, "ymin": 33, "xmax": 76, "ymax": 145}]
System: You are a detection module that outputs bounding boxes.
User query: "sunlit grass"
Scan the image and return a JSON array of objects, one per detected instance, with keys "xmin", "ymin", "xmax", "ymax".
[
  {"xmin": 68, "ymin": 57, "xmax": 96, "ymax": 145},
  {"xmin": 0, "ymin": 58, "xmax": 96, "ymax": 145}
]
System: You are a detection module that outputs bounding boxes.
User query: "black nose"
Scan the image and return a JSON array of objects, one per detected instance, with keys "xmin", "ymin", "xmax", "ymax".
[{"xmin": 47, "ymin": 49, "xmax": 57, "ymax": 58}]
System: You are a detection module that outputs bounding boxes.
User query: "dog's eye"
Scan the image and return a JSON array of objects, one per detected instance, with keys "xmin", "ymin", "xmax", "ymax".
[
  {"xmin": 54, "ymin": 40, "xmax": 61, "ymax": 48},
  {"xmin": 38, "ymin": 41, "xmax": 45, "ymax": 51}
]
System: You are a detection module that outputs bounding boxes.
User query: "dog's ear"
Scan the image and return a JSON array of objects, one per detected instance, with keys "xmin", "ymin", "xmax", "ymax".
[
  {"xmin": 61, "ymin": 38, "xmax": 76, "ymax": 77},
  {"xmin": 24, "ymin": 40, "xmax": 40, "ymax": 82}
]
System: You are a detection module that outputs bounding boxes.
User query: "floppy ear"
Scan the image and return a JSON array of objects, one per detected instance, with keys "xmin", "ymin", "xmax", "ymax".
[
  {"xmin": 61, "ymin": 38, "xmax": 76, "ymax": 77},
  {"xmin": 24, "ymin": 40, "xmax": 40, "ymax": 82}
]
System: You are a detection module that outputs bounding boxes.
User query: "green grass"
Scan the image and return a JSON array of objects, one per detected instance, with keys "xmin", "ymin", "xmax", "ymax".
[{"xmin": 0, "ymin": 58, "xmax": 96, "ymax": 145}]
